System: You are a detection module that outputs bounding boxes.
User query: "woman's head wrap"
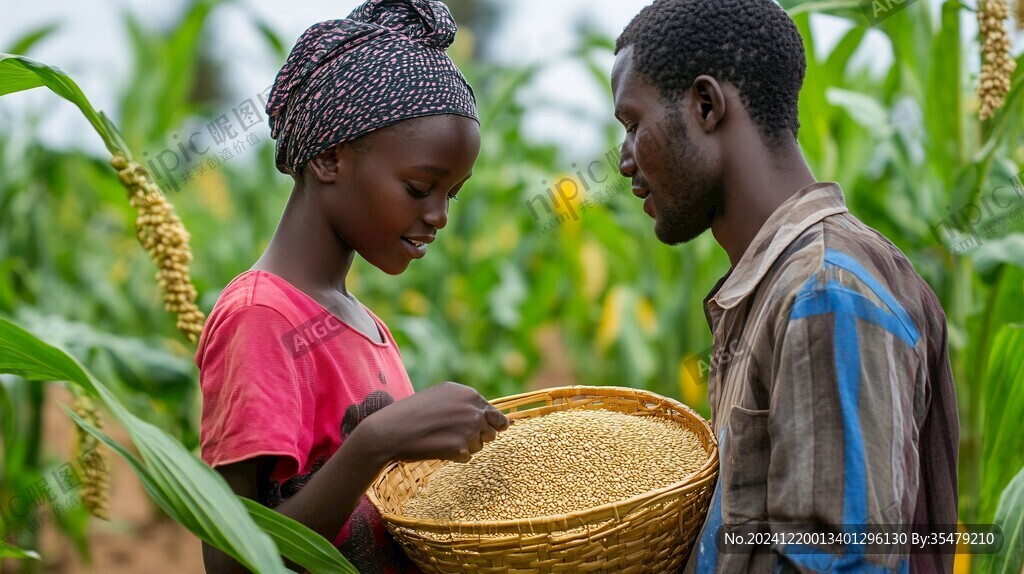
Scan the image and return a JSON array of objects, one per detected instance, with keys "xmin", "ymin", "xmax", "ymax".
[{"xmin": 266, "ymin": 0, "xmax": 478, "ymax": 175}]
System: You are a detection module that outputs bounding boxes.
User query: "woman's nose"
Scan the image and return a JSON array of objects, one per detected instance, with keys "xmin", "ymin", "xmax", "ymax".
[{"xmin": 423, "ymin": 197, "xmax": 448, "ymax": 230}]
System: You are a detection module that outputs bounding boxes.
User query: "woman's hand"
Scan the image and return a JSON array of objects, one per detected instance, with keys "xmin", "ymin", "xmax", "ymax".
[{"xmin": 358, "ymin": 381, "xmax": 510, "ymax": 464}]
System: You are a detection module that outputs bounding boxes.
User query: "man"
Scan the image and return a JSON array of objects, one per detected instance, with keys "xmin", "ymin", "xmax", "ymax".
[{"xmin": 610, "ymin": 1, "xmax": 959, "ymax": 572}]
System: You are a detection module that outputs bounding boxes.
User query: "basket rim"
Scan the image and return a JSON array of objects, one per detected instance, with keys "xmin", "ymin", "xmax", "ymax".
[{"xmin": 368, "ymin": 385, "xmax": 720, "ymax": 535}]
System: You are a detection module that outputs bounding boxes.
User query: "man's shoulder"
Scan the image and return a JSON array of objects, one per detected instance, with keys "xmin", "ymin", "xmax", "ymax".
[{"xmin": 761, "ymin": 211, "xmax": 942, "ymax": 346}]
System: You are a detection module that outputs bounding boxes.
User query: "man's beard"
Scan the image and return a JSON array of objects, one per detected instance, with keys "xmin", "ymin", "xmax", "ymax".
[{"xmin": 652, "ymin": 113, "xmax": 722, "ymax": 246}]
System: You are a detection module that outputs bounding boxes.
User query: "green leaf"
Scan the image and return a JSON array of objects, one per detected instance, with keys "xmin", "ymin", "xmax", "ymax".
[
  {"xmin": 69, "ymin": 406, "xmax": 358, "ymax": 574},
  {"xmin": 925, "ymin": 1, "xmax": 963, "ymax": 172},
  {"xmin": 826, "ymin": 87, "xmax": 894, "ymax": 139},
  {"xmin": 488, "ymin": 261, "xmax": 527, "ymax": 328},
  {"xmin": 978, "ymin": 324, "xmax": 1024, "ymax": 524},
  {"xmin": 0, "ymin": 544, "xmax": 41, "ymax": 560},
  {"xmin": 783, "ymin": 0, "xmax": 864, "ymax": 18},
  {"xmin": 824, "ymin": 25, "xmax": 867, "ymax": 84},
  {"xmin": 3, "ymin": 22, "xmax": 60, "ymax": 56},
  {"xmin": 0, "ymin": 317, "xmax": 285, "ymax": 572},
  {"xmin": 63, "ymin": 406, "xmax": 177, "ymax": 517},
  {"xmin": 0, "ymin": 53, "xmax": 119, "ymax": 155},
  {"xmin": 243, "ymin": 499, "xmax": 359, "ymax": 574},
  {"xmin": 0, "ymin": 376, "xmax": 14, "ymax": 448},
  {"xmin": 0, "ymin": 317, "xmax": 97, "ymax": 395},
  {"xmin": 970, "ymin": 235, "xmax": 1024, "ymax": 275},
  {"xmin": 14, "ymin": 311, "xmax": 194, "ymax": 399},
  {"xmin": 2, "ymin": 316, "xmax": 358, "ymax": 573},
  {"xmin": 250, "ymin": 17, "xmax": 289, "ymax": 61},
  {"xmin": 978, "ymin": 464, "xmax": 1024, "ymax": 574}
]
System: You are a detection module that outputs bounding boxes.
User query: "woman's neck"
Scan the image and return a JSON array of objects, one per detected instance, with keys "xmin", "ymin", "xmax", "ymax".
[{"xmin": 252, "ymin": 185, "xmax": 356, "ymax": 295}]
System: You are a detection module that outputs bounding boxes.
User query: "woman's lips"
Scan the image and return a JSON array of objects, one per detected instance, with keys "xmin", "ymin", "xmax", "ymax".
[{"xmin": 401, "ymin": 237, "xmax": 427, "ymax": 259}]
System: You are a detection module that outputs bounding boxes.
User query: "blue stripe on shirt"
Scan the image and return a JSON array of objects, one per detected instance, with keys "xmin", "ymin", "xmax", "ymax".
[
  {"xmin": 782, "ymin": 252, "xmax": 916, "ymax": 573},
  {"xmin": 777, "ymin": 544, "xmax": 909, "ymax": 573},
  {"xmin": 823, "ymin": 249, "xmax": 920, "ymax": 345},
  {"xmin": 696, "ymin": 428, "xmax": 726, "ymax": 573},
  {"xmin": 791, "ymin": 282, "xmax": 917, "ymax": 347},
  {"xmin": 792, "ymin": 286, "xmax": 869, "ymax": 528}
]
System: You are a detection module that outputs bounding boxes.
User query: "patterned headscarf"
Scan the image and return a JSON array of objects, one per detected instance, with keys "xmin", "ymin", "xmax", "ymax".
[{"xmin": 266, "ymin": 0, "xmax": 478, "ymax": 175}]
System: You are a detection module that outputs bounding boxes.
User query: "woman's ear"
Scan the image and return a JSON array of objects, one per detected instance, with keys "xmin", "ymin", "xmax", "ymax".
[{"xmin": 306, "ymin": 146, "xmax": 341, "ymax": 184}]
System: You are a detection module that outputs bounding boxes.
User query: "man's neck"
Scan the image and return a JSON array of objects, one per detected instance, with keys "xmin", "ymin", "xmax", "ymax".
[{"xmin": 712, "ymin": 142, "xmax": 817, "ymax": 267}]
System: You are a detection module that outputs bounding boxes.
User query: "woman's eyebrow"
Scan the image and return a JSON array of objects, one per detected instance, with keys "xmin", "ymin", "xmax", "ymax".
[
  {"xmin": 411, "ymin": 165, "xmax": 450, "ymax": 176},
  {"xmin": 411, "ymin": 166, "xmax": 473, "ymax": 183}
]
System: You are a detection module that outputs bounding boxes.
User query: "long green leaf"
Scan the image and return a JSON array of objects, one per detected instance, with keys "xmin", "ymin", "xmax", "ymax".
[
  {"xmin": 979, "ymin": 324, "xmax": 1024, "ymax": 525},
  {"xmin": 68, "ymin": 407, "xmax": 358, "ymax": 574},
  {"xmin": 783, "ymin": 0, "xmax": 864, "ymax": 17},
  {"xmin": 977, "ymin": 464, "xmax": 1024, "ymax": 574},
  {"xmin": 0, "ymin": 53, "xmax": 118, "ymax": 154},
  {"xmin": 970, "ymin": 235, "xmax": 1024, "ymax": 275},
  {"xmin": 243, "ymin": 499, "xmax": 359, "ymax": 574},
  {"xmin": 3, "ymin": 22, "xmax": 59, "ymax": 56},
  {"xmin": 0, "ymin": 317, "xmax": 286, "ymax": 572},
  {"xmin": 0, "ymin": 377, "xmax": 14, "ymax": 447},
  {"xmin": 63, "ymin": 407, "xmax": 177, "ymax": 519},
  {"xmin": 3, "ymin": 317, "xmax": 358, "ymax": 573},
  {"xmin": 824, "ymin": 25, "xmax": 867, "ymax": 86},
  {"xmin": 0, "ymin": 318, "xmax": 97, "ymax": 395},
  {"xmin": 0, "ymin": 544, "xmax": 41, "ymax": 560},
  {"xmin": 250, "ymin": 17, "xmax": 289, "ymax": 61}
]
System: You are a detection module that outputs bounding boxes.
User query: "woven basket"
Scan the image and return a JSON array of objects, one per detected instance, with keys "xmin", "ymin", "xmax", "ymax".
[{"xmin": 368, "ymin": 385, "xmax": 719, "ymax": 573}]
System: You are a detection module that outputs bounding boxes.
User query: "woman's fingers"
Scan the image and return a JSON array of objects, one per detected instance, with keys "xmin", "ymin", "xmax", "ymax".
[
  {"xmin": 481, "ymin": 426, "xmax": 497, "ymax": 443},
  {"xmin": 483, "ymin": 406, "xmax": 510, "ymax": 430}
]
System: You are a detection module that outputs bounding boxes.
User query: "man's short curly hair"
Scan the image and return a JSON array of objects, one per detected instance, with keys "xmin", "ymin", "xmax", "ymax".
[{"xmin": 615, "ymin": 0, "xmax": 806, "ymax": 146}]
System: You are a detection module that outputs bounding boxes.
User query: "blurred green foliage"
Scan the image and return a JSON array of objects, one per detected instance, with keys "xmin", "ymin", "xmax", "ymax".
[{"xmin": 1, "ymin": 1, "xmax": 1023, "ymax": 572}]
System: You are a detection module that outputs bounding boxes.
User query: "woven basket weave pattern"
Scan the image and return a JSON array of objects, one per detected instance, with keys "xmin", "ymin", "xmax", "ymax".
[{"xmin": 368, "ymin": 386, "xmax": 719, "ymax": 573}]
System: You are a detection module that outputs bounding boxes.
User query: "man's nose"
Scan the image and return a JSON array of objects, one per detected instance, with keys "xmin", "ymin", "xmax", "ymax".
[{"xmin": 619, "ymin": 136, "xmax": 636, "ymax": 178}]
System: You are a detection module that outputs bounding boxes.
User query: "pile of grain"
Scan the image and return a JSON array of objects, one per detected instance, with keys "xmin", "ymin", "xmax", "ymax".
[{"xmin": 402, "ymin": 409, "xmax": 706, "ymax": 522}]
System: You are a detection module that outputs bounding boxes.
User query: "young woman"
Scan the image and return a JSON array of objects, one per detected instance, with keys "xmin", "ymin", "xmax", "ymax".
[{"xmin": 195, "ymin": 1, "xmax": 509, "ymax": 571}]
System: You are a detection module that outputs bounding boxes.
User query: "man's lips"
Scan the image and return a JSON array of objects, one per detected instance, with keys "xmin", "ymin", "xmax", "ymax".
[
  {"xmin": 634, "ymin": 187, "xmax": 655, "ymax": 218},
  {"xmin": 642, "ymin": 193, "xmax": 655, "ymax": 218}
]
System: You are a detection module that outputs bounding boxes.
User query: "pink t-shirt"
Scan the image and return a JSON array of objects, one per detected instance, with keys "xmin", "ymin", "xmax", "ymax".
[{"xmin": 195, "ymin": 270, "xmax": 421, "ymax": 574}]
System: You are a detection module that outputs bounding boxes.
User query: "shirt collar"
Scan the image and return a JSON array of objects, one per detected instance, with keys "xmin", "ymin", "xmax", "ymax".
[{"xmin": 708, "ymin": 181, "xmax": 849, "ymax": 310}]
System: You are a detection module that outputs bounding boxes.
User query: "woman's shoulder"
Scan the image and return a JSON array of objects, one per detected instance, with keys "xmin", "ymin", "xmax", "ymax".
[
  {"xmin": 195, "ymin": 270, "xmax": 328, "ymax": 360},
  {"xmin": 207, "ymin": 270, "xmax": 326, "ymax": 322}
]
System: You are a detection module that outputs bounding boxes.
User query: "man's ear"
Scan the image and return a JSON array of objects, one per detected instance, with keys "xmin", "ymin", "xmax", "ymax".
[
  {"xmin": 690, "ymin": 75, "xmax": 726, "ymax": 133},
  {"xmin": 307, "ymin": 145, "xmax": 341, "ymax": 184}
]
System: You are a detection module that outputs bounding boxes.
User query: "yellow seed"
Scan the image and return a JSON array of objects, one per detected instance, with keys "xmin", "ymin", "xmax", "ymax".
[
  {"xmin": 402, "ymin": 409, "xmax": 707, "ymax": 523},
  {"xmin": 72, "ymin": 392, "xmax": 110, "ymax": 521},
  {"xmin": 110, "ymin": 156, "xmax": 206, "ymax": 342},
  {"xmin": 977, "ymin": 0, "xmax": 1017, "ymax": 121}
]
